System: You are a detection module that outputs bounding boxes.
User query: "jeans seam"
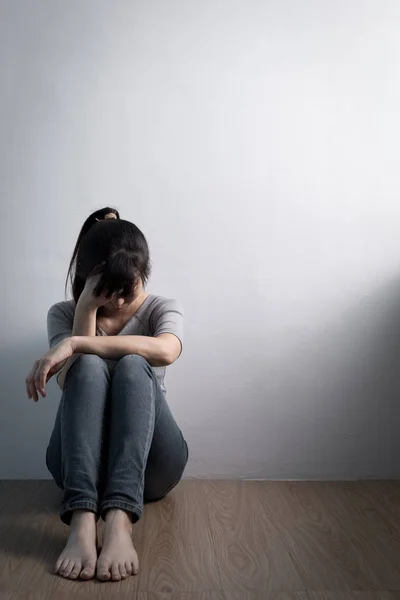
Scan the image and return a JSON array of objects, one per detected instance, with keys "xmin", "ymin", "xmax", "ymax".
[
  {"xmin": 132, "ymin": 377, "xmax": 156, "ymax": 503},
  {"xmin": 61, "ymin": 500, "xmax": 98, "ymax": 510},
  {"xmin": 60, "ymin": 392, "xmax": 66, "ymax": 487}
]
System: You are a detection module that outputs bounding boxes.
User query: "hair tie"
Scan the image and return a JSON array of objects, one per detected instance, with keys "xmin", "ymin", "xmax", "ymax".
[{"xmin": 95, "ymin": 213, "xmax": 117, "ymax": 222}]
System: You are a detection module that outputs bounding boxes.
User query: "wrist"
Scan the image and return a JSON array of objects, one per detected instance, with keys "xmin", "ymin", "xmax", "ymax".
[
  {"xmin": 77, "ymin": 295, "xmax": 99, "ymax": 311},
  {"xmin": 69, "ymin": 336, "xmax": 80, "ymax": 353}
]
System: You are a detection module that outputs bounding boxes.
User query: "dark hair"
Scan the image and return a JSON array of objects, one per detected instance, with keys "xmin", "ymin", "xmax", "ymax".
[{"xmin": 65, "ymin": 208, "xmax": 151, "ymax": 303}]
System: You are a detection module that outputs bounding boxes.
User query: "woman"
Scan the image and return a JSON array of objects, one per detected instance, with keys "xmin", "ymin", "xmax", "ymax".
[{"xmin": 25, "ymin": 207, "xmax": 188, "ymax": 582}]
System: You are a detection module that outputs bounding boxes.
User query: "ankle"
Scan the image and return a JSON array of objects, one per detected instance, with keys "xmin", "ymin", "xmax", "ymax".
[
  {"xmin": 104, "ymin": 508, "xmax": 133, "ymax": 528},
  {"xmin": 70, "ymin": 509, "xmax": 97, "ymax": 531}
]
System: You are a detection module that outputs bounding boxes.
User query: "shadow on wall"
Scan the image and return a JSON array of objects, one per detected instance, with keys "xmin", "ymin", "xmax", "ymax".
[{"xmin": 249, "ymin": 273, "xmax": 400, "ymax": 480}]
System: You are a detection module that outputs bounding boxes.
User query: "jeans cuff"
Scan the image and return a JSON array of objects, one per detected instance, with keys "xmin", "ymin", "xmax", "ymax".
[
  {"xmin": 100, "ymin": 500, "xmax": 142, "ymax": 524},
  {"xmin": 60, "ymin": 500, "xmax": 98, "ymax": 525}
]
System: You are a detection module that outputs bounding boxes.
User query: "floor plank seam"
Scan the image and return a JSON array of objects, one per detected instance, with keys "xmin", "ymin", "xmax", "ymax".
[{"xmin": 199, "ymin": 480, "xmax": 226, "ymax": 594}]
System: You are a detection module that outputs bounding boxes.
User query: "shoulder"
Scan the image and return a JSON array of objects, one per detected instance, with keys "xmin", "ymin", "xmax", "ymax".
[
  {"xmin": 145, "ymin": 295, "xmax": 184, "ymax": 331},
  {"xmin": 147, "ymin": 295, "xmax": 184, "ymax": 317},
  {"xmin": 47, "ymin": 300, "xmax": 76, "ymax": 322}
]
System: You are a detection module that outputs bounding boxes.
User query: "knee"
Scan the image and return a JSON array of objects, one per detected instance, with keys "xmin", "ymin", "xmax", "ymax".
[
  {"xmin": 70, "ymin": 354, "xmax": 108, "ymax": 378},
  {"xmin": 114, "ymin": 354, "xmax": 151, "ymax": 378}
]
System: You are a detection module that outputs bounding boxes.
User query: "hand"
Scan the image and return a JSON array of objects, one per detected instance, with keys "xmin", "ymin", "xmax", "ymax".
[
  {"xmin": 25, "ymin": 338, "xmax": 74, "ymax": 401},
  {"xmin": 79, "ymin": 272, "xmax": 115, "ymax": 309}
]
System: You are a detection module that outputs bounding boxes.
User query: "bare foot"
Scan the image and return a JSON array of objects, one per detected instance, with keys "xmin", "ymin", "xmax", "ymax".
[
  {"xmin": 55, "ymin": 510, "xmax": 98, "ymax": 580},
  {"xmin": 96, "ymin": 508, "xmax": 139, "ymax": 581}
]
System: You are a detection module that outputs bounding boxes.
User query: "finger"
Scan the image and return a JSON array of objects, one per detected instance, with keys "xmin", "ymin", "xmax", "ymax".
[
  {"xmin": 39, "ymin": 361, "xmax": 52, "ymax": 395},
  {"xmin": 33, "ymin": 361, "xmax": 46, "ymax": 398},
  {"xmin": 34, "ymin": 361, "xmax": 48, "ymax": 397},
  {"xmin": 31, "ymin": 372, "xmax": 39, "ymax": 401},
  {"xmin": 42, "ymin": 359, "xmax": 65, "ymax": 389},
  {"xmin": 29, "ymin": 378, "xmax": 39, "ymax": 402},
  {"xmin": 45, "ymin": 366, "xmax": 57, "ymax": 382},
  {"xmin": 46, "ymin": 361, "xmax": 63, "ymax": 383},
  {"xmin": 27, "ymin": 377, "xmax": 38, "ymax": 401},
  {"xmin": 33, "ymin": 367, "xmax": 42, "ymax": 397},
  {"xmin": 26, "ymin": 362, "xmax": 39, "ymax": 400}
]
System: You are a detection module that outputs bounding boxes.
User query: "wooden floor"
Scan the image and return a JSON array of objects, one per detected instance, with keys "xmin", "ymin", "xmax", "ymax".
[{"xmin": 1, "ymin": 480, "xmax": 400, "ymax": 600}]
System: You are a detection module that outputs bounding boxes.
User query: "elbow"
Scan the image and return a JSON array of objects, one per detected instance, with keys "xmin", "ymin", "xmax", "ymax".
[
  {"xmin": 147, "ymin": 336, "xmax": 182, "ymax": 367},
  {"xmin": 161, "ymin": 349, "xmax": 175, "ymax": 366},
  {"xmin": 149, "ymin": 349, "xmax": 175, "ymax": 368},
  {"xmin": 162, "ymin": 338, "xmax": 182, "ymax": 366},
  {"xmin": 160, "ymin": 344, "xmax": 178, "ymax": 366}
]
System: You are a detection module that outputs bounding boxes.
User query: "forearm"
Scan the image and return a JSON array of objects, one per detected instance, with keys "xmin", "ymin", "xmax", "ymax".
[
  {"xmin": 71, "ymin": 334, "xmax": 172, "ymax": 367},
  {"xmin": 72, "ymin": 298, "xmax": 97, "ymax": 337},
  {"xmin": 57, "ymin": 299, "xmax": 98, "ymax": 389}
]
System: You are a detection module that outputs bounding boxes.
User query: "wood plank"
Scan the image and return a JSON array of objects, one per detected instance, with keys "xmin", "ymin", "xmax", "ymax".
[
  {"xmin": 204, "ymin": 480, "xmax": 304, "ymax": 592},
  {"xmin": 139, "ymin": 594, "xmax": 309, "ymax": 600},
  {"xmin": 256, "ymin": 481, "xmax": 394, "ymax": 591},
  {"xmin": 300, "ymin": 482, "xmax": 400, "ymax": 589},
  {"xmin": 0, "ymin": 481, "xmax": 43, "ymax": 527},
  {"xmin": 0, "ymin": 481, "xmax": 62, "ymax": 600},
  {"xmin": 304, "ymin": 593, "xmax": 395, "ymax": 600},
  {"xmin": 139, "ymin": 593, "xmax": 309, "ymax": 600},
  {"xmin": 139, "ymin": 593, "xmax": 219, "ymax": 600},
  {"xmin": 214, "ymin": 593, "xmax": 310, "ymax": 600},
  {"xmin": 2, "ymin": 480, "xmax": 400, "ymax": 599},
  {"xmin": 138, "ymin": 480, "xmax": 221, "ymax": 593}
]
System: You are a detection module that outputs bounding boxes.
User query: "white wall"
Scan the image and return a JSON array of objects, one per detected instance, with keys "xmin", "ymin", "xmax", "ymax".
[{"xmin": 1, "ymin": 0, "xmax": 400, "ymax": 479}]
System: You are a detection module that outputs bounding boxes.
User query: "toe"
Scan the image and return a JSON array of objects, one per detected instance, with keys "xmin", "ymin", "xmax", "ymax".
[
  {"xmin": 59, "ymin": 559, "xmax": 71, "ymax": 577},
  {"xmin": 111, "ymin": 563, "xmax": 121, "ymax": 581},
  {"xmin": 119, "ymin": 563, "xmax": 128, "ymax": 578},
  {"xmin": 132, "ymin": 561, "xmax": 139, "ymax": 575},
  {"xmin": 96, "ymin": 561, "xmax": 111, "ymax": 581},
  {"xmin": 64, "ymin": 560, "xmax": 75, "ymax": 578},
  {"xmin": 80, "ymin": 560, "xmax": 96, "ymax": 580},
  {"xmin": 125, "ymin": 561, "xmax": 132, "ymax": 576},
  {"xmin": 69, "ymin": 562, "xmax": 82, "ymax": 579},
  {"xmin": 55, "ymin": 557, "xmax": 64, "ymax": 574}
]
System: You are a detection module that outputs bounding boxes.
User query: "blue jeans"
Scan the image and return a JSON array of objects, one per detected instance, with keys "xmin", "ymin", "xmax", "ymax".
[{"xmin": 46, "ymin": 354, "xmax": 189, "ymax": 526}]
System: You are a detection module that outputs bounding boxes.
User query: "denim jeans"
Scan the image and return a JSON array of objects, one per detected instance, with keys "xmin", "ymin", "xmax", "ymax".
[{"xmin": 46, "ymin": 353, "xmax": 189, "ymax": 526}]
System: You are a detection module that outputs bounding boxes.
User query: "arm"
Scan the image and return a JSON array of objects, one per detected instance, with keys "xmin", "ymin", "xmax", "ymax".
[
  {"xmin": 50, "ymin": 273, "xmax": 109, "ymax": 391},
  {"xmin": 56, "ymin": 298, "xmax": 97, "ymax": 390},
  {"xmin": 27, "ymin": 282, "xmax": 102, "ymax": 400},
  {"xmin": 71, "ymin": 332, "xmax": 181, "ymax": 367},
  {"xmin": 27, "ymin": 296, "xmax": 184, "ymax": 400}
]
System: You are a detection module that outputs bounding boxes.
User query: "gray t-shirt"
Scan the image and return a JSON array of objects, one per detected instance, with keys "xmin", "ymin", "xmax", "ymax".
[{"xmin": 47, "ymin": 294, "xmax": 184, "ymax": 395}]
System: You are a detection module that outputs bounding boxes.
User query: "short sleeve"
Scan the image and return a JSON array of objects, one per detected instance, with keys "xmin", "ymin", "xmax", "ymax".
[
  {"xmin": 47, "ymin": 302, "xmax": 74, "ymax": 349},
  {"xmin": 150, "ymin": 298, "xmax": 184, "ymax": 349}
]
